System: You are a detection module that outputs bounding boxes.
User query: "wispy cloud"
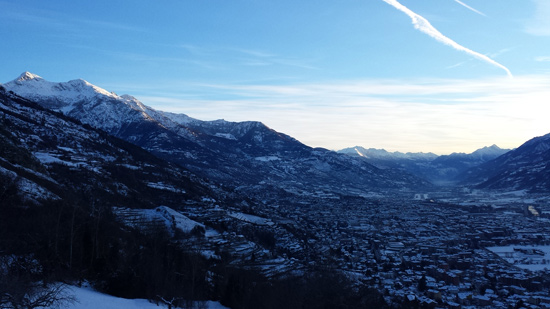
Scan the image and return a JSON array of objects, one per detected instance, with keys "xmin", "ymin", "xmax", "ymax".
[
  {"xmin": 231, "ymin": 48, "xmax": 276, "ymax": 58},
  {"xmin": 0, "ymin": 1, "xmax": 147, "ymax": 35},
  {"xmin": 77, "ymin": 18, "xmax": 149, "ymax": 33},
  {"xmin": 137, "ymin": 75, "xmax": 550, "ymax": 154},
  {"xmin": 525, "ymin": 0, "xmax": 550, "ymax": 36},
  {"xmin": 177, "ymin": 45, "xmax": 319, "ymax": 71},
  {"xmin": 535, "ymin": 56, "xmax": 550, "ymax": 62},
  {"xmin": 228, "ymin": 47, "xmax": 319, "ymax": 70},
  {"xmin": 0, "ymin": 5, "xmax": 69, "ymax": 29},
  {"xmin": 454, "ymin": 0, "xmax": 486, "ymax": 16},
  {"xmin": 382, "ymin": 0, "xmax": 512, "ymax": 77}
]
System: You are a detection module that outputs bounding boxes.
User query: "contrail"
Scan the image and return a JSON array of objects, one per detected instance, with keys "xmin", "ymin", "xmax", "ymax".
[
  {"xmin": 382, "ymin": 0, "xmax": 512, "ymax": 78},
  {"xmin": 454, "ymin": 0, "xmax": 486, "ymax": 17}
]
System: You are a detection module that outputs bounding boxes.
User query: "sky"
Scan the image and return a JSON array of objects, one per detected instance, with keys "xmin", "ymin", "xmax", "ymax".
[{"xmin": 1, "ymin": 0, "xmax": 550, "ymax": 154}]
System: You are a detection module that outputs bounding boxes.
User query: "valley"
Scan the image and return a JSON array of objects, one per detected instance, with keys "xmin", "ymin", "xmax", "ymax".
[{"xmin": 2, "ymin": 73, "xmax": 550, "ymax": 308}]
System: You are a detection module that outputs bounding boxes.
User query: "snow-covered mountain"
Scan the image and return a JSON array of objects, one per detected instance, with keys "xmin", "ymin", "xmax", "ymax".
[
  {"xmin": 0, "ymin": 85, "xmax": 210, "ymax": 208},
  {"xmin": 338, "ymin": 145, "xmax": 510, "ymax": 185},
  {"xmin": 338, "ymin": 146, "xmax": 437, "ymax": 161},
  {"xmin": 462, "ymin": 134, "xmax": 550, "ymax": 192},
  {"xmin": 4, "ymin": 72, "xmax": 171, "ymax": 134},
  {"xmin": 0, "ymin": 87, "xmax": 280, "ymax": 308},
  {"xmin": 3, "ymin": 72, "xmax": 430, "ymax": 194},
  {"xmin": 427, "ymin": 145, "xmax": 510, "ymax": 184}
]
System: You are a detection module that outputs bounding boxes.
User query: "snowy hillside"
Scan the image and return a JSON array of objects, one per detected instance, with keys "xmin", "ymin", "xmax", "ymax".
[
  {"xmin": 65, "ymin": 285, "xmax": 228, "ymax": 309},
  {"xmin": 0, "ymin": 85, "xmax": 210, "ymax": 209}
]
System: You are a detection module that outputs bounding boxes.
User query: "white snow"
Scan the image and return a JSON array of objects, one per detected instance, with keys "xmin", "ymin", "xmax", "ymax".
[
  {"xmin": 255, "ymin": 156, "xmax": 280, "ymax": 162},
  {"xmin": 4, "ymin": 72, "xmax": 250, "ymax": 147},
  {"xmin": 146, "ymin": 182, "xmax": 185, "ymax": 193},
  {"xmin": 57, "ymin": 146, "xmax": 77, "ymax": 153},
  {"xmin": 205, "ymin": 228, "xmax": 221, "ymax": 238},
  {"xmin": 118, "ymin": 163, "xmax": 140, "ymax": 170},
  {"xmin": 64, "ymin": 285, "xmax": 228, "ymax": 309},
  {"xmin": 3, "ymin": 72, "xmax": 156, "ymax": 133},
  {"xmin": 487, "ymin": 245, "xmax": 550, "ymax": 272},
  {"xmin": 113, "ymin": 206, "xmax": 205, "ymax": 236},
  {"xmin": 32, "ymin": 152, "xmax": 102, "ymax": 173},
  {"xmin": 229, "ymin": 212, "xmax": 273, "ymax": 226},
  {"xmin": 17, "ymin": 71, "xmax": 42, "ymax": 81},
  {"xmin": 156, "ymin": 206, "xmax": 205, "ymax": 233},
  {"xmin": 4, "ymin": 72, "xmax": 118, "ymax": 108},
  {"xmin": 159, "ymin": 111, "xmax": 197, "ymax": 126},
  {"xmin": 214, "ymin": 133, "xmax": 237, "ymax": 140},
  {"xmin": 339, "ymin": 146, "xmax": 438, "ymax": 160},
  {"xmin": 33, "ymin": 152, "xmax": 66, "ymax": 165},
  {"xmin": 17, "ymin": 176, "xmax": 60, "ymax": 202},
  {"xmin": 0, "ymin": 166, "xmax": 60, "ymax": 202}
]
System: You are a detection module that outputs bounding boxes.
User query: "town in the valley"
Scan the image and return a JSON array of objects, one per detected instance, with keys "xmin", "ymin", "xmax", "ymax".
[{"xmin": 116, "ymin": 188, "xmax": 550, "ymax": 308}]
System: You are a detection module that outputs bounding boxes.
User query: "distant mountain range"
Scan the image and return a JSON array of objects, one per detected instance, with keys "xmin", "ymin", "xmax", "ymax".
[
  {"xmin": 3, "ymin": 72, "xmax": 550, "ymax": 194},
  {"xmin": 2, "ymin": 72, "xmax": 430, "ymax": 197},
  {"xmin": 462, "ymin": 133, "xmax": 550, "ymax": 192},
  {"xmin": 338, "ymin": 145, "xmax": 510, "ymax": 185}
]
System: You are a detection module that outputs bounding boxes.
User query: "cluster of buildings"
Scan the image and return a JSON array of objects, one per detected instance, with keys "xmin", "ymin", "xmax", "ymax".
[{"xmin": 119, "ymin": 189, "xmax": 550, "ymax": 308}]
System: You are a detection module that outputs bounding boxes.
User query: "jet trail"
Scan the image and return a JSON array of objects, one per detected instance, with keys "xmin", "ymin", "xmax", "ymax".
[
  {"xmin": 382, "ymin": 0, "xmax": 512, "ymax": 77},
  {"xmin": 454, "ymin": 0, "xmax": 486, "ymax": 17}
]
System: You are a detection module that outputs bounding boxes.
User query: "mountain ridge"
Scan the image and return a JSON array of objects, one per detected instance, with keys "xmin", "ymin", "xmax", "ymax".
[
  {"xmin": 337, "ymin": 144, "xmax": 510, "ymax": 185},
  {"xmin": 461, "ymin": 133, "xmax": 550, "ymax": 192},
  {"xmin": 0, "ymin": 85, "xmax": 212, "ymax": 208},
  {"xmin": 3, "ymin": 72, "xmax": 430, "ymax": 194}
]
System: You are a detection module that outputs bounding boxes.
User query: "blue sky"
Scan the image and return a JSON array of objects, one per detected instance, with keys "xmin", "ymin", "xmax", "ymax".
[{"xmin": 1, "ymin": 0, "xmax": 550, "ymax": 154}]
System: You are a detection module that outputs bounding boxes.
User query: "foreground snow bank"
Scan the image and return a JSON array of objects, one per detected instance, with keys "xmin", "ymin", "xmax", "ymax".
[{"xmin": 62, "ymin": 285, "xmax": 227, "ymax": 309}]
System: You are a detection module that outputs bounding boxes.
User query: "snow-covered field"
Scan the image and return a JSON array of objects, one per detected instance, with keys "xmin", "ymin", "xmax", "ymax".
[
  {"xmin": 229, "ymin": 212, "xmax": 273, "ymax": 226},
  {"xmin": 112, "ymin": 206, "xmax": 204, "ymax": 235},
  {"xmin": 487, "ymin": 245, "xmax": 550, "ymax": 271},
  {"xmin": 62, "ymin": 285, "xmax": 228, "ymax": 309}
]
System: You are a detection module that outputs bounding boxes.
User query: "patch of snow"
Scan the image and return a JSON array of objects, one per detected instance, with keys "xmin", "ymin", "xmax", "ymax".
[
  {"xmin": 146, "ymin": 182, "xmax": 185, "ymax": 193},
  {"xmin": 255, "ymin": 156, "xmax": 280, "ymax": 162},
  {"xmin": 33, "ymin": 152, "xmax": 66, "ymax": 165},
  {"xmin": 229, "ymin": 212, "xmax": 273, "ymax": 226},
  {"xmin": 0, "ymin": 166, "xmax": 59, "ymax": 202},
  {"xmin": 158, "ymin": 111, "xmax": 197, "ymax": 125},
  {"xmin": 156, "ymin": 206, "xmax": 204, "ymax": 234},
  {"xmin": 118, "ymin": 163, "xmax": 140, "ymax": 170},
  {"xmin": 57, "ymin": 146, "xmax": 77, "ymax": 153},
  {"xmin": 113, "ymin": 207, "xmax": 205, "ymax": 236},
  {"xmin": 65, "ymin": 284, "xmax": 228, "ymax": 309},
  {"xmin": 214, "ymin": 133, "xmax": 237, "ymax": 140},
  {"xmin": 205, "ymin": 228, "xmax": 221, "ymax": 238},
  {"xmin": 487, "ymin": 245, "xmax": 550, "ymax": 272},
  {"xmin": 339, "ymin": 146, "xmax": 438, "ymax": 160},
  {"xmin": 18, "ymin": 176, "xmax": 60, "ymax": 202},
  {"xmin": 17, "ymin": 71, "xmax": 42, "ymax": 81},
  {"xmin": 0, "ymin": 166, "xmax": 19, "ymax": 180}
]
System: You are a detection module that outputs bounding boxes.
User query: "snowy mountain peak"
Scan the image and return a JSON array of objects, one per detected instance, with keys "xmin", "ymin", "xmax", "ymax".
[
  {"xmin": 469, "ymin": 144, "xmax": 508, "ymax": 159},
  {"xmin": 4, "ymin": 73, "xmax": 119, "ymax": 108},
  {"xmin": 482, "ymin": 144, "xmax": 500, "ymax": 150},
  {"xmin": 16, "ymin": 71, "xmax": 43, "ymax": 82},
  {"xmin": 338, "ymin": 146, "xmax": 437, "ymax": 160},
  {"xmin": 120, "ymin": 94, "xmax": 137, "ymax": 101}
]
